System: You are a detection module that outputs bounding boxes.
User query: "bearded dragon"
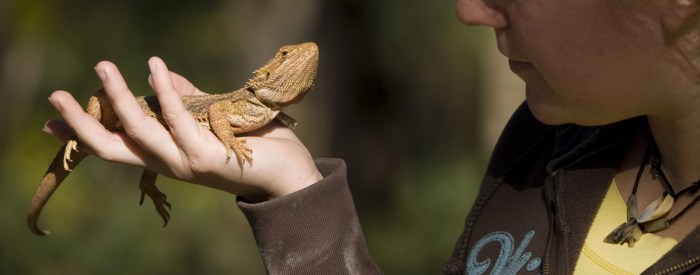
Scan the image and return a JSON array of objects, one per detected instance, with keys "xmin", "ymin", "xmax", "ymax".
[{"xmin": 28, "ymin": 42, "xmax": 319, "ymax": 235}]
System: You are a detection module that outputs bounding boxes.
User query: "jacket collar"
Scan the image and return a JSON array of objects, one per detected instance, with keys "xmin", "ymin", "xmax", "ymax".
[{"xmin": 545, "ymin": 116, "xmax": 647, "ymax": 173}]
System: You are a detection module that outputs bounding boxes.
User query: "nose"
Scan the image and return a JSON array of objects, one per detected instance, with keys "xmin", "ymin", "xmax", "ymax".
[{"xmin": 456, "ymin": 0, "xmax": 508, "ymax": 28}]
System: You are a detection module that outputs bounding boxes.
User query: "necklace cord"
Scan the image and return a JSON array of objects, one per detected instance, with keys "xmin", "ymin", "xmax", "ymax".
[{"xmin": 635, "ymin": 140, "xmax": 700, "ymax": 229}]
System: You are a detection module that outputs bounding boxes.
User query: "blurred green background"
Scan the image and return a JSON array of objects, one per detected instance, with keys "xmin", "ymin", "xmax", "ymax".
[{"xmin": 0, "ymin": 0, "xmax": 525, "ymax": 274}]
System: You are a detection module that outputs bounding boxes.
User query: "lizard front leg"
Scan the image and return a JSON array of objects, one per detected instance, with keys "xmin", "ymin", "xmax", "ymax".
[
  {"xmin": 208, "ymin": 101, "xmax": 254, "ymax": 165},
  {"xmin": 207, "ymin": 96, "xmax": 280, "ymax": 165}
]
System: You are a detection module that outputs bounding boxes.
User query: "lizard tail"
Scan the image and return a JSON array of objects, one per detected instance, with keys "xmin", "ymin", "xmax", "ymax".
[{"xmin": 27, "ymin": 144, "xmax": 88, "ymax": 236}]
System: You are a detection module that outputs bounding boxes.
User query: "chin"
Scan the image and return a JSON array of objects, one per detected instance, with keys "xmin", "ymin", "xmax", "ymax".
[
  {"xmin": 528, "ymin": 106, "xmax": 569, "ymax": 126},
  {"xmin": 524, "ymin": 93, "xmax": 570, "ymax": 126},
  {"xmin": 525, "ymin": 99, "xmax": 617, "ymax": 127},
  {"xmin": 524, "ymin": 84, "xmax": 569, "ymax": 126},
  {"xmin": 524, "ymin": 85, "xmax": 630, "ymax": 127}
]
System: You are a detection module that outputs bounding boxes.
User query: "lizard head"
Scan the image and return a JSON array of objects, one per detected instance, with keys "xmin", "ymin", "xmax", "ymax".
[{"xmin": 246, "ymin": 42, "xmax": 319, "ymax": 106}]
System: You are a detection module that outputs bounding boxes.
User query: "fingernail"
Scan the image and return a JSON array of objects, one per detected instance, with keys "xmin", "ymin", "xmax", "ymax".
[
  {"xmin": 42, "ymin": 122, "xmax": 52, "ymax": 134},
  {"xmin": 148, "ymin": 58, "xmax": 158, "ymax": 74},
  {"xmin": 42, "ymin": 120, "xmax": 58, "ymax": 135},
  {"xmin": 48, "ymin": 96, "xmax": 60, "ymax": 111},
  {"xmin": 95, "ymin": 67, "xmax": 107, "ymax": 81}
]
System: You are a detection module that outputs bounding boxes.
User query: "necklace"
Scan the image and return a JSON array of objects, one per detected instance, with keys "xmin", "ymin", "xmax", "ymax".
[{"xmin": 604, "ymin": 140, "xmax": 700, "ymax": 247}]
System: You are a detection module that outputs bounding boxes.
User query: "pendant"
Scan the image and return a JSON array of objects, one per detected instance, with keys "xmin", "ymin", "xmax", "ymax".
[
  {"xmin": 604, "ymin": 193, "xmax": 674, "ymax": 247},
  {"xmin": 604, "ymin": 219, "xmax": 642, "ymax": 248}
]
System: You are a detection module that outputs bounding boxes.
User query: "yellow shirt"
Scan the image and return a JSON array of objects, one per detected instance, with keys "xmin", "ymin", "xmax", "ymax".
[{"xmin": 574, "ymin": 181, "xmax": 677, "ymax": 274}]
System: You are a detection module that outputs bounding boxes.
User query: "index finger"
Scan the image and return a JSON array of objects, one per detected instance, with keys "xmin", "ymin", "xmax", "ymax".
[{"xmin": 147, "ymin": 57, "xmax": 207, "ymax": 154}]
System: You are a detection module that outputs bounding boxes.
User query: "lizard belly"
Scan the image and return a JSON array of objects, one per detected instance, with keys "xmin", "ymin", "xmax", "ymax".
[{"xmin": 226, "ymin": 103, "xmax": 279, "ymax": 133}]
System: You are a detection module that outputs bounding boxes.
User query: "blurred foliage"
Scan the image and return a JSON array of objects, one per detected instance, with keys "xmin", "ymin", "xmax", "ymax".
[{"xmin": 0, "ymin": 0, "xmax": 508, "ymax": 274}]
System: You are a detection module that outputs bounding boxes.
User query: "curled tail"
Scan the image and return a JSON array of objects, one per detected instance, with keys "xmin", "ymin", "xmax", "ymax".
[{"xmin": 27, "ymin": 144, "xmax": 88, "ymax": 236}]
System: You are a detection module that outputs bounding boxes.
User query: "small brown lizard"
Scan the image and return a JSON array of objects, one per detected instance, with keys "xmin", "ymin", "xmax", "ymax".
[{"xmin": 28, "ymin": 42, "xmax": 319, "ymax": 235}]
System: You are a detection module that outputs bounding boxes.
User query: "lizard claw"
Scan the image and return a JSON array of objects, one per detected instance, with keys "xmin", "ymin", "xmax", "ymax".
[
  {"xmin": 139, "ymin": 170, "xmax": 171, "ymax": 227},
  {"xmin": 224, "ymin": 137, "xmax": 253, "ymax": 165},
  {"xmin": 62, "ymin": 140, "xmax": 79, "ymax": 171},
  {"xmin": 140, "ymin": 187, "xmax": 172, "ymax": 227}
]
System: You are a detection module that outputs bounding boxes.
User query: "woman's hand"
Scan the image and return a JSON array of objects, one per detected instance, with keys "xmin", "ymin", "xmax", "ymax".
[{"xmin": 43, "ymin": 57, "xmax": 322, "ymax": 202}]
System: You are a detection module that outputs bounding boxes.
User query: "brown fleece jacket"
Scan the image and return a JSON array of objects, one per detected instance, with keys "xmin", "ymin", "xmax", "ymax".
[{"xmin": 239, "ymin": 103, "xmax": 700, "ymax": 274}]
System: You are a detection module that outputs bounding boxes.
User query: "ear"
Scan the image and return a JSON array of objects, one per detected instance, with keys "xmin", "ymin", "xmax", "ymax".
[{"xmin": 662, "ymin": 0, "xmax": 698, "ymax": 32}]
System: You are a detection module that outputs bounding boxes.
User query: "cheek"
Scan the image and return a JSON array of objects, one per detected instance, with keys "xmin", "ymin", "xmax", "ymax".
[{"xmin": 506, "ymin": 2, "xmax": 655, "ymax": 125}]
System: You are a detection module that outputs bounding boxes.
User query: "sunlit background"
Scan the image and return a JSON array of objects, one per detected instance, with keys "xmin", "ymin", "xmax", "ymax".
[{"xmin": 0, "ymin": 0, "xmax": 524, "ymax": 274}]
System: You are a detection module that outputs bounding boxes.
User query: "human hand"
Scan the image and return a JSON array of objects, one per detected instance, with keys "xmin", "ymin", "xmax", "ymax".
[{"xmin": 43, "ymin": 57, "xmax": 322, "ymax": 202}]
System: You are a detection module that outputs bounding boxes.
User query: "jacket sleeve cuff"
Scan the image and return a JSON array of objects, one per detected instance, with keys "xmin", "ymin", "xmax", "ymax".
[{"xmin": 237, "ymin": 158, "xmax": 382, "ymax": 274}]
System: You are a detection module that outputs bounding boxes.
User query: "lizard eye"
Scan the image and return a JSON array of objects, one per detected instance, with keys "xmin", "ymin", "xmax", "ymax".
[
  {"xmin": 265, "ymin": 72, "xmax": 271, "ymax": 80},
  {"xmin": 281, "ymin": 51, "xmax": 288, "ymax": 57}
]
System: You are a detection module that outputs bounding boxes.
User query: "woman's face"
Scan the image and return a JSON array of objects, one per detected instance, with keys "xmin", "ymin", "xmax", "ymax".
[{"xmin": 457, "ymin": 0, "xmax": 677, "ymax": 126}]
